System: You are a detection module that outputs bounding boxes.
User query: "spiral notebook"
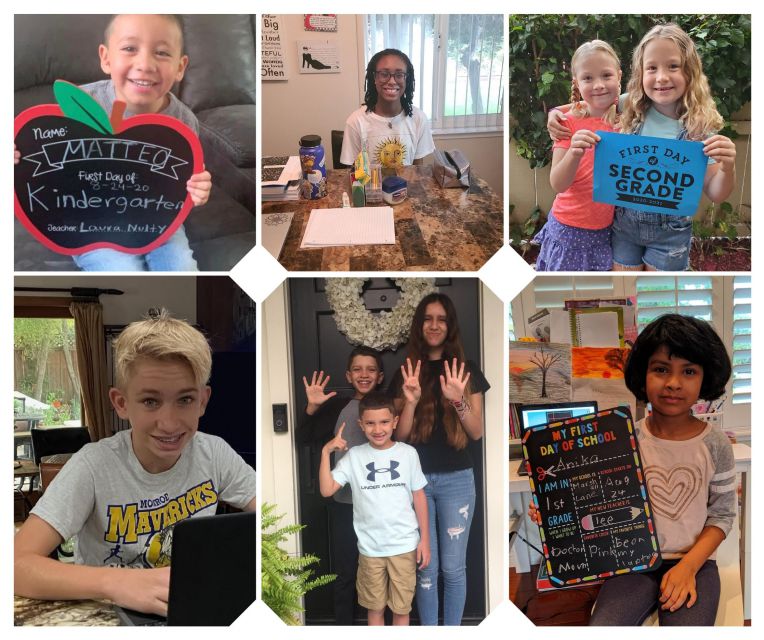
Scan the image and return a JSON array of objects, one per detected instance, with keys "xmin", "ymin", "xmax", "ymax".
[{"xmin": 569, "ymin": 307, "xmax": 624, "ymax": 348}]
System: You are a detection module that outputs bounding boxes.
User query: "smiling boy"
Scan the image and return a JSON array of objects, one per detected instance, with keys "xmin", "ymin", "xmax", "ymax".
[
  {"xmin": 297, "ymin": 346, "xmax": 384, "ymax": 624},
  {"xmin": 13, "ymin": 15, "xmax": 219, "ymax": 271},
  {"xmin": 14, "ymin": 311, "xmax": 256, "ymax": 616},
  {"xmin": 319, "ymin": 393, "xmax": 430, "ymax": 626}
]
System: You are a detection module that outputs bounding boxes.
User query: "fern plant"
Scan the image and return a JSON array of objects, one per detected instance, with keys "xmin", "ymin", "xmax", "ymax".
[{"xmin": 261, "ymin": 502, "xmax": 336, "ymax": 625}]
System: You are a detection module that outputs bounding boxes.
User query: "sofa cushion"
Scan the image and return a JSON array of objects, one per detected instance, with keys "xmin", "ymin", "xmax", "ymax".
[
  {"xmin": 197, "ymin": 106, "xmax": 256, "ymax": 168},
  {"xmin": 179, "ymin": 15, "xmax": 256, "ymax": 112}
]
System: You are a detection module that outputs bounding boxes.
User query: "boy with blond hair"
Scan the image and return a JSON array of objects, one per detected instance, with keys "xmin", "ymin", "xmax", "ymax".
[{"xmin": 14, "ymin": 310, "xmax": 256, "ymax": 616}]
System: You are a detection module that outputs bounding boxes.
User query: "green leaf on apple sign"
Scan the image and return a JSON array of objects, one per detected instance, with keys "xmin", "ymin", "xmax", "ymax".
[{"xmin": 53, "ymin": 80, "xmax": 113, "ymax": 135}]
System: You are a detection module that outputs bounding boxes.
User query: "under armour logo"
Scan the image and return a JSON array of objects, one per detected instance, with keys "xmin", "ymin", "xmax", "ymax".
[{"xmin": 366, "ymin": 460, "xmax": 400, "ymax": 481}]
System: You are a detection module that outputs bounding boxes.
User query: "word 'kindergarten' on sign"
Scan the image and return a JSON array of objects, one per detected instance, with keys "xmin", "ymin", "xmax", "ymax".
[
  {"xmin": 593, "ymin": 132, "xmax": 707, "ymax": 216},
  {"xmin": 523, "ymin": 408, "xmax": 661, "ymax": 587},
  {"xmin": 14, "ymin": 81, "xmax": 203, "ymax": 256}
]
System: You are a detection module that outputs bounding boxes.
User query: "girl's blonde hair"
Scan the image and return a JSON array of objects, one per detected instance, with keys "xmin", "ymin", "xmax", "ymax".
[
  {"xmin": 569, "ymin": 39, "xmax": 621, "ymax": 126},
  {"xmin": 113, "ymin": 309, "xmax": 212, "ymax": 388},
  {"xmin": 620, "ymin": 23, "xmax": 723, "ymax": 140}
]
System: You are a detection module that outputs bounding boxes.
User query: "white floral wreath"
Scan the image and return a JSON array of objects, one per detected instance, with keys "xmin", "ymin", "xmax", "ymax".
[{"xmin": 325, "ymin": 278, "xmax": 438, "ymax": 351}]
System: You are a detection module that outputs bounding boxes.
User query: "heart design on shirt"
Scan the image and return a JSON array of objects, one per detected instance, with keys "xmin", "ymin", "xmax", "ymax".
[{"xmin": 644, "ymin": 464, "xmax": 702, "ymax": 521}]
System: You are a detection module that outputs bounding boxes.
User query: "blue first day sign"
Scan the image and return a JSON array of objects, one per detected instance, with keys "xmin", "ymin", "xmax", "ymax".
[{"xmin": 592, "ymin": 132, "xmax": 707, "ymax": 216}]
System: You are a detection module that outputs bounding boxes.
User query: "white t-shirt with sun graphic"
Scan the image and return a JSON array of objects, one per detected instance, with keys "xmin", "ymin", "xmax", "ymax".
[{"xmin": 340, "ymin": 106, "xmax": 435, "ymax": 168}]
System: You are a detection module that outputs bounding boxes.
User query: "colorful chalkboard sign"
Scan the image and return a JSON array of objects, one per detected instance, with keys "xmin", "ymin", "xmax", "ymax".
[
  {"xmin": 593, "ymin": 131, "xmax": 706, "ymax": 216},
  {"xmin": 523, "ymin": 407, "xmax": 661, "ymax": 587},
  {"xmin": 14, "ymin": 81, "xmax": 203, "ymax": 255}
]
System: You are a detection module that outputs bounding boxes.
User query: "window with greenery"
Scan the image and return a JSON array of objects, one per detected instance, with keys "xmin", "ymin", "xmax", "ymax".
[
  {"xmin": 14, "ymin": 318, "xmax": 82, "ymax": 427},
  {"xmin": 364, "ymin": 14, "xmax": 504, "ymax": 132}
]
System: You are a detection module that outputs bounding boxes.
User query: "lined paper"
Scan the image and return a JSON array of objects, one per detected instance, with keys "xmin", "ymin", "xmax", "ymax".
[{"xmin": 300, "ymin": 207, "xmax": 396, "ymax": 248}]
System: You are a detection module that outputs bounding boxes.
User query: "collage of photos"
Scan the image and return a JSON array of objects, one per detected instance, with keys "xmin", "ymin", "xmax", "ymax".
[{"xmin": 8, "ymin": 6, "xmax": 753, "ymax": 635}]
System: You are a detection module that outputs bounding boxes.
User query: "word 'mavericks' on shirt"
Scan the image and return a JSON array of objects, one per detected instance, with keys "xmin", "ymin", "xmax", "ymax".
[{"xmin": 592, "ymin": 132, "xmax": 707, "ymax": 216}]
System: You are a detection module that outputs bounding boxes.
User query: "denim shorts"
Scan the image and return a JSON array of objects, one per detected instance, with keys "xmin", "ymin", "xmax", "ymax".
[
  {"xmin": 611, "ymin": 207, "xmax": 693, "ymax": 271},
  {"xmin": 533, "ymin": 211, "xmax": 612, "ymax": 272}
]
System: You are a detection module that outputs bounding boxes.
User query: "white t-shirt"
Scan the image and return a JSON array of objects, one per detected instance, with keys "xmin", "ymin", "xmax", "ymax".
[
  {"xmin": 331, "ymin": 441, "xmax": 427, "ymax": 557},
  {"xmin": 32, "ymin": 430, "xmax": 256, "ymax": 567},
  {"xmin": 340, "ymin": 106, "xmax": 435, "ymax": 168}
]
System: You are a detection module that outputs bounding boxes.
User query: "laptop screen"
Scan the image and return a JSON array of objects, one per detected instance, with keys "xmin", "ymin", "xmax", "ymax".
[{"xmin": 519, "ymin": 401, "xmax": 598, "ymax": 435}]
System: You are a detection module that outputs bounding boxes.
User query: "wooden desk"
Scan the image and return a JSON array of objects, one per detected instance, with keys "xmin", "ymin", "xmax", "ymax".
[
  {"xmin": 262, "ymin": 165, "xmax": 503, "ymax": 271},
  {"xmin": 14, "ymin": 459, "xmax": 39, "ymax": 479},
  {"xmin": 14, "ymin": 596, "xmax": 118, "ymax": 626}
]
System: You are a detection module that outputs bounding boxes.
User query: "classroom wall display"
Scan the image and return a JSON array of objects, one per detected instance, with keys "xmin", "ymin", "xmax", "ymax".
[
  {"xmin": 523, "ymin": 408, "xmax": 661, "ymax": 587},
  {"xmin": 14, "ymin": 82, "xmax": 202, "ymax": 256},
  {"xmin": 509, "ymin": 341, "xmax": 571, "ymax": 405},
  {"xmin": 262, "ymin": 14, "xmax": 289, "ymax": 80},
  {"xmin": 593, "ymin": 131, "xmax": 706, "ymax": 216}
]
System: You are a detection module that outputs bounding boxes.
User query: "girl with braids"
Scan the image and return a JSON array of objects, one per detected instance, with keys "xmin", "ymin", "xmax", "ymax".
[
  {"xmin": 389, "ymin": 293, "xmax": 490, "ymax": 625},
  {"xmin": 340, "ymin": 48, "xmax": 434, "ymax": 169},
  {"xmin": 532, "ymin": 40, "xmax": 622, "ymax": 271}
]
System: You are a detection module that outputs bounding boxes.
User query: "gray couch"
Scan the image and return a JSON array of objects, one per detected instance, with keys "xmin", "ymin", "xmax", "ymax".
[{"xmin": 14, "ymin": 14, "xmax": 256, "ymax": 271}]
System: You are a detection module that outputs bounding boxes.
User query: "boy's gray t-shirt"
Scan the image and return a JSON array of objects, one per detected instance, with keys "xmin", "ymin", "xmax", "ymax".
[
  {"xmin": 80, "ymin": 80, "xmax": 199, "ymax": 134},
  {"xmin": 333, "ymin": 398, "xmax": 363, "ymax": 504},
  {"xmin": 31, "ymin": 430, "xmax": 256, "ymax": 568}
]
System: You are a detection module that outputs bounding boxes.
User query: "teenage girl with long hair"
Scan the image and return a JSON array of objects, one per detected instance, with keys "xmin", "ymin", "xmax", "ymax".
[{"xmin": 390, "ymin": 293, "xmax": 490, "ymax": 625}]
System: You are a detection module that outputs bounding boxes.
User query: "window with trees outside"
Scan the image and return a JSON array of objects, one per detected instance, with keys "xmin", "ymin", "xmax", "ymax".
[{"xmin": 14, "ymin": 317, "xmax": 82, "ymax": 431}]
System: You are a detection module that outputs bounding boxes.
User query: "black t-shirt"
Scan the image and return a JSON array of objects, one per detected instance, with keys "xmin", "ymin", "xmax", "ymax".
[{"xmin": 388, "ymin": 358, "xmax": 490, "ymax": 474}]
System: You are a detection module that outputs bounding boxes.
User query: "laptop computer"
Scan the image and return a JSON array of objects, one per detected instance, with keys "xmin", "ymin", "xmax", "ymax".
[
  {"xmin": 516, "ymin": 401, "xmax": 598, "ymax": 476},
  {"xmin": 115, "ymin": 511, "xmax": 256, "ymax": 626}
]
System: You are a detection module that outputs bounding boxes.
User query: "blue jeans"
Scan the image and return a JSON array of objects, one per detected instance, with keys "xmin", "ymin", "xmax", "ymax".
[
  {"xmin": 72, "ymin": 226, "xmax": 198, "ymax": 271},
  {"xmin": 416, "ymin": 468, "xmax": 476, "ymax": 626},
  {"xmin": 590, "ymin": 560, "xmax": 720, "ymax": 625},
  {"xmin": 611, "ymin": 207, "xmax": 693, "ymax": 270}
]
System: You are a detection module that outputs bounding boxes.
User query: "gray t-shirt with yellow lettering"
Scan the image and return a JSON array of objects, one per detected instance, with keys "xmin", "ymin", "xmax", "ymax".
[{"xmin": 31, "ymin": 430, "xmax": 255, "ymax": 568}]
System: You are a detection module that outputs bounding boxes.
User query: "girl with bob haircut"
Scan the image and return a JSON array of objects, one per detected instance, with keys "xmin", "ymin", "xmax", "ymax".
[
  {"xmin": 390, "ymin": 292, "xmax": 490, "ymax": 625},
  {"xmin": 340, "ymin": 48, "xmax": 435, "ymax": 168},
  {"xmin": 530, "ymin": 313, "xmax": 735, "ymax": 625},
  {"xmin": 533, "ymin": 39, "xmax": 622, "ymax": 271}
]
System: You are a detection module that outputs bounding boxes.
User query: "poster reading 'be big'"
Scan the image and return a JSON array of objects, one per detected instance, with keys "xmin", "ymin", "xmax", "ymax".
[{"xmin": 524, "ymin": 408, "xmax": 662, "ymax": 587}]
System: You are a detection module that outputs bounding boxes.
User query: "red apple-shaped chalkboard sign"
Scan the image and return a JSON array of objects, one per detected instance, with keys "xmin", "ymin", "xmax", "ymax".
[{"xmin": 14, "ymin": 81, "xmax": 203, "ymax": 255}]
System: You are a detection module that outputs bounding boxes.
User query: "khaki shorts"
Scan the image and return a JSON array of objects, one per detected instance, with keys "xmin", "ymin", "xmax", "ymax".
[{"xmin": 356, "ymin": 551, "xmax": 416, "ymax": 615}]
